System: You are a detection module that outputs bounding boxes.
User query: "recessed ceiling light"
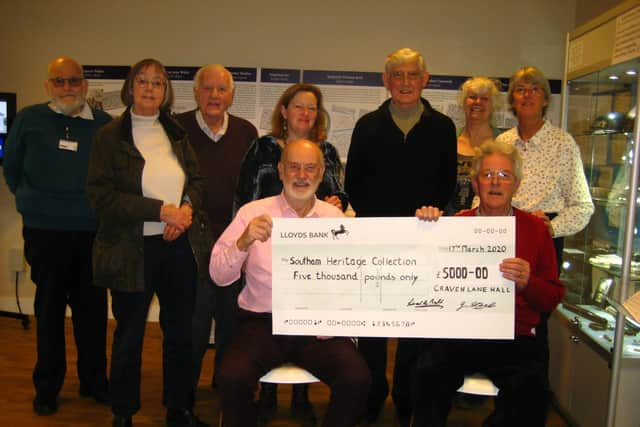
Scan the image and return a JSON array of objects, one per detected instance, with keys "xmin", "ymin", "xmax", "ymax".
[
  {"xmin": 626, "ymin": 69, "xmax": 637, "ymax": 76},
  {"xmin": 608, "ymin": 74, "xmax": 620, "ymax": 80}
]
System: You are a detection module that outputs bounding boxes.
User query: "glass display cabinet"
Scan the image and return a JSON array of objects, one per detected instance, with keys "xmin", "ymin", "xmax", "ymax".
[
  {"xmin": 549, "ymin": 3, "xmax": 640, "ymax": 427},
  {"xmin": 562, "ymin": 56, "xmax": 639, "ymax": 328}
]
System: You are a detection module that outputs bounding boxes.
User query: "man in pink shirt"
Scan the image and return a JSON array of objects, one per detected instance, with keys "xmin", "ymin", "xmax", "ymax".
[{"xmin": 210, "ymin": 140, "xmax": 370, "ymax": 427}]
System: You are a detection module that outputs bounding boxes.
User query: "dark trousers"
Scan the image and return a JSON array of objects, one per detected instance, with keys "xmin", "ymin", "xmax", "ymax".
[
  {"xmin": 357, "ymin": 337, "xmax": 389, "ymax": 419},
  {"xmin": 392, "ymin": 338, "xmax": 420, "ymax": 426},
  {"xmin": 359, "ymin": 336, "xmax": 415, "ymax": 423},
  {"xmin": 110, "ymin": 234, "xmax": 196, "ymax": 416},
  {"xmin": 536, "ymin": 224, "xmax": 563, "ymax": 381},
  {"xmin": 213, "ymin": 277, "xmax": 242, "ymax": 383},
  {"xmin": 192, "ymin": 276, "xmax": 242, "ymax": 394},
  {"xmin": 23, "ymin": 226, "xmax": 108, "ymax": 401},
  {"xmin": 191, "ymin": 273, "xmax": 215, "ymax": 395},
  {"xmin": 217, "ymin": 310, "xmax": 371, "ymax": 427},
  {"xmin": 411, "ymin": 337, "xmax": 548, "ymax": 427}
]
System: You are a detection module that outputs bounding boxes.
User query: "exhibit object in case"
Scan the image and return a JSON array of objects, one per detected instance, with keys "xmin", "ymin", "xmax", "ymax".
[{"xmin": 550, "ymin": 1, "xmax": 640, "ymax": 427}]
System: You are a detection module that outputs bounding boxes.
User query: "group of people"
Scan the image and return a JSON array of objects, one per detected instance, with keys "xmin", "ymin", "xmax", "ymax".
[{"xmin": 3, "ymin": 46, "xmax": 593, "ymax": 427}]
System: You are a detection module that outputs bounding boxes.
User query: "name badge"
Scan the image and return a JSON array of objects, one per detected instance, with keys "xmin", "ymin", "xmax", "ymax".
[{"xmin": 58, "ymin": 139, "xmax": 78, "ymax": 152}]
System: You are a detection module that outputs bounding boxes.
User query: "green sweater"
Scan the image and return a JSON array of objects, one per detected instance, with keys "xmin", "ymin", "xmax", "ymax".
[{"xmin": 3, "ymin": 103, "xmax": 112, "ymax": 230}]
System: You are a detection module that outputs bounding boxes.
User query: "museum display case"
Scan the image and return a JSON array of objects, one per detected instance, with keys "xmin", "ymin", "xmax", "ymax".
[
  {"xmin": 561, "ymin": 55, "xmax": 640, "ymax": 349},
  {"xmin": 549, "ymin": 2, "xmax": 640, "ymax": 426}
]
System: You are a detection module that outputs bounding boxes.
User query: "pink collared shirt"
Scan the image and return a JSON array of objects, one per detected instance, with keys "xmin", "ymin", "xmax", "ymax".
[{"xmin": 210, "ymin": 193, "xmax": 344, "ymax": 313}]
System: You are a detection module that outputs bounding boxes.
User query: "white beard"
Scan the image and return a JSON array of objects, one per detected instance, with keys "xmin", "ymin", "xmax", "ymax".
[{"xmin": 52, "ymin": 95, "xmax": 85, "ymax": 116}]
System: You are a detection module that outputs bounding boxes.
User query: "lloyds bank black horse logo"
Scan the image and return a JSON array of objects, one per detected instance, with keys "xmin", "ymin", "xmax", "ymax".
[{"xmin": 331, "ymin": 224, "xmax": 349, "ymax": 240}]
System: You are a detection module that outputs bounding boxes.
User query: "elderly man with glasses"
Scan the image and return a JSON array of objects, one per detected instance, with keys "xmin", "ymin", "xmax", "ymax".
[
  {"xmin": 345, "ymin": 47, "xmax": 457, "ymax": 425},
  {"xmin": 3, "ymin": 56, "xmax": 112, "ymax": 416},
  {"xmin": 411, "ymin": 140, "xmax": 565, "ymax": 427}
]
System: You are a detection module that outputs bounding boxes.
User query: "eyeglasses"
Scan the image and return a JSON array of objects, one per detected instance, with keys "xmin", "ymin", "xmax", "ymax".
[
  {"xmin": 285, "ymin": 162, "xmax": 319, "ymax": 174},
  {"xmin": 49, "ymin": 77, "xmax": 84, "ymax": 88},
  {"xmin": 134, "ymin": 77, "xmax": 166, "ymax": 89},
  {"xmin": 477, "ymin": 170, "xmax": 515, "ymax": 182},
  {"xmin": 390, "ymin": 71, "xmax": 422, "ymax": 81},
  {"xmin": 513, "ymin": 85, "xmax": 544, "ymax": 96}
]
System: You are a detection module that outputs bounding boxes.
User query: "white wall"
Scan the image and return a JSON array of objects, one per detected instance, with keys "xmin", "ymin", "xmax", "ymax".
[{"xmin": 0, "ymin": 0, "xmax": 581, "ymax": 314}]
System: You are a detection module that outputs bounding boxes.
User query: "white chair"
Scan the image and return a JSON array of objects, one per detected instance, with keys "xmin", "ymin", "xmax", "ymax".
[
  {"xmin": 409, "ymin": 373, "xmax": 500, "ymax": 426},
  {"xmin": 259, "ymin": 363, "xmax": 320, "ymax": 384},
  {"xmin": 218, "ymin": 363, "xmax": 320, "ymax": 427},
  {"xmin": 457, "ymin": 372, "xmax": 499, "ymax": 396}
]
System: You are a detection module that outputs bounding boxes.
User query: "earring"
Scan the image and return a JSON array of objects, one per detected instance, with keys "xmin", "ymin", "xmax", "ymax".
[{"xmin": 283, "ymin": 119, "xmax": 288, "ymax": 138}]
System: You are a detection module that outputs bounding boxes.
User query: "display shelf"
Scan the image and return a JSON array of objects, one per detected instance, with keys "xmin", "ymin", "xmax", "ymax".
[
  {"xmin": 556, "ymin": 4, "xmax": 640, "ymax": 424},
  {"xmin": 556, "ymin": 304, "xmax": 640, "ymax": 359},
  {"xmin": 562, "ymin": 55, "xmax": 639, "ymax": 314}
]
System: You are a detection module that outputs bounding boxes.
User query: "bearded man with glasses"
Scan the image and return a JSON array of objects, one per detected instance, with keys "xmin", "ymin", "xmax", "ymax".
[{"xmin": 3, "ymin": 56, "xmax": 112, "ymax": 416}]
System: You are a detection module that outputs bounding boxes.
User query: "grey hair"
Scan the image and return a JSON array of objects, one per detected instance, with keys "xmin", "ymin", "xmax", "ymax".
[
  {"xmin": 384, "ymin": 48, "xmax": 427, "ymax": 74},
  {"xmin": 506, "ymin": 66, "xmax": 551, "ymax": 117},
  {"xmin": 193, "ymin": 64, "xmax": 235, "ymax": 92},
  {"xmin": 471, "ymin": 140, "xmax": 523, "ymax": 181}
]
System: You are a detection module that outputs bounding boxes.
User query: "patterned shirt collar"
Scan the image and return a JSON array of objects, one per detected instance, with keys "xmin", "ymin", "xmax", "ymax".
[
  {"xmin": 515, "ymin": 120, "xmax": 550, "ymax": 149},
  {"xmin": 195, "ymin": 110, "xmax": 228, "ymax": 142}
]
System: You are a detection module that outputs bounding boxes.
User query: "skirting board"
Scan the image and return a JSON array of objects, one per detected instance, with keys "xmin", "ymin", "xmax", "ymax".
[
  {"xmin": 0, "ymin": 296, "xmax": 160, "ymax": 321},
  {"xmin": 0, "ymin": 296, "xmax": 215, "ymax": 344}
]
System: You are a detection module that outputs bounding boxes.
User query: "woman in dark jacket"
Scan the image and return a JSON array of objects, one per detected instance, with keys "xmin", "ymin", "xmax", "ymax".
[
  {"xmin": 87, "ymin": 58, "xmax": 209, "ymax": 427},
  {"xmin": 234, "ymin": 83, "xmax": 348, "ymax": 214}
]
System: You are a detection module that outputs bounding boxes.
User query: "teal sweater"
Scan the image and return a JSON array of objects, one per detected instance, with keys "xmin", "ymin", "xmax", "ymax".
[{"xmin": 3, "ymin": 103, "xmax": 112, "ymax": 230}]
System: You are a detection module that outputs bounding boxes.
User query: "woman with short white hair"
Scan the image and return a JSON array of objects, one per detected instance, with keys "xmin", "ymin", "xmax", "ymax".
[{"xmin": 445, "ymin": 76, "xmax": 503, "ymax": 215}]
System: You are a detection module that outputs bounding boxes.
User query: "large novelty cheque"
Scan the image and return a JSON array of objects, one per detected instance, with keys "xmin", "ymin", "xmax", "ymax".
[{"xmin": 272, "ymin": 216, "xmax": 515, "ymax": 339}]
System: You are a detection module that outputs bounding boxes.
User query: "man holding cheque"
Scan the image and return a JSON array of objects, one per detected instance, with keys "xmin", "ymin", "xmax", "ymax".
[
  {"xmin": 411, "ymin": 140, "xmax": 565, "ymax": 427},
  {"xmin": 209, "ymin": 139, "xmax": 370, "ymax": 427}
]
